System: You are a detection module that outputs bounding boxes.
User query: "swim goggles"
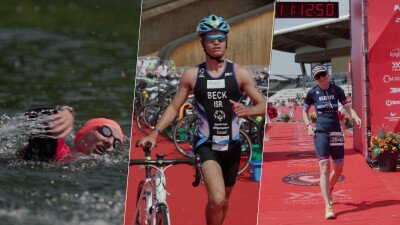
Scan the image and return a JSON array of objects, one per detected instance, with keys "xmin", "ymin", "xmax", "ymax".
[{"xmin": 96, "ymin": 125, "xmax": 122, "ymax": 150}]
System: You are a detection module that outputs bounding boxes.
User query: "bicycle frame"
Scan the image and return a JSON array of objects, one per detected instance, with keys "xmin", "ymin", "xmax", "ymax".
[
  {"xmin": 131, "ymin": 141, "xmax": 202, "ymax": 225},
  {"xmin": 134, "ymin": 164, "xmax": 171, "ymax": 225}
]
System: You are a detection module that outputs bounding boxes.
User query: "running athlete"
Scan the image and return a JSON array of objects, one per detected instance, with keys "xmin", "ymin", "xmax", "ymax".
[
  {"xmin": 138, "ymin": 14, "xmax": 266, "ymax": 225},
  {"xmin": 18, "ymin": 106, "xmax": 124, "ymax": 161},
  {"xmin": 302, "ymin": 65, "xmax": 361, "ymax": 219}
]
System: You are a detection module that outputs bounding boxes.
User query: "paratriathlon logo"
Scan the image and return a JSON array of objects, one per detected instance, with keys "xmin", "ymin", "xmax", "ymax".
[
  {"xmin": 390, "ymin": 48, "xmax": 400, "ymax": 58},
  {"xmin": 282, "ymin": 171, "xmax": 345, "ymax": 186},
  {"xmin": 385, "ymin": 112, "xmax": 400, "ymax": 122}
]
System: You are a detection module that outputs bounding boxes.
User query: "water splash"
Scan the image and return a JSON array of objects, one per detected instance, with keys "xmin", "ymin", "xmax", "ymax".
[{"xmin": 0, "ymin": 113, "xmax": 55, "ymax": 156}]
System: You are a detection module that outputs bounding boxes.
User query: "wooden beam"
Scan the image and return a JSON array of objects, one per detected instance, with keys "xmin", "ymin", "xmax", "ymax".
[
  {"xmin": 295, "ymin": 47, "xmax": 350, "ymax": 63},
  {"xmin": 142, "ymin": 0, "xmax": 198, "ymax": 21}
]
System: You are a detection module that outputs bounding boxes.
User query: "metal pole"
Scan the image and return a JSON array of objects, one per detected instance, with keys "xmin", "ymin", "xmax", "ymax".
[{"xmin": 361, "ymin": 0, "xmax": 372, "ymax": 162}]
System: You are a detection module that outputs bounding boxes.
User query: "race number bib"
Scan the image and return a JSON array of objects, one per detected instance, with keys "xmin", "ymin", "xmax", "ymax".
[
  {"xmin": 329, "ymin": 132, "xmax": 344, "ymax": 146},
  {"xmin": 212, "ymin": 135, "xmax": 229, "ymax": 151}
]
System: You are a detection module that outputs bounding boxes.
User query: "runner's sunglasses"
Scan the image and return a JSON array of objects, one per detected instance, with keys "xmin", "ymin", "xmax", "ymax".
[
  {"xmin": 203, "ymin": 34, "xmax": 227, "ymax": 43},
  {"xmin": 314, "ymin": 72, "xmax": 328, "ymax": 80},
  {"xmin": 96, "ymin": 125, "xmax": 122, "ymax": 150}
]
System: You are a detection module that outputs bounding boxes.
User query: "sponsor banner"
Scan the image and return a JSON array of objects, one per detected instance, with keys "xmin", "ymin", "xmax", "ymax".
[
  {"xmin": 270, "ymin": 106, "xmax": 315, "ymax": 122},
  {"xmin": 368, "ymin": 0, "xmax": 400, "ymax": 133},
  {"xmin": 283, "ymin": 189, "xmax": 353, "ymax": 205}
]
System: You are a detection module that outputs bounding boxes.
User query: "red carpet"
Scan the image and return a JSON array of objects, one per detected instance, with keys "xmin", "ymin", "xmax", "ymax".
[
  {"xmin": 258, "ymin": 122, "xmax": 400, "ymax": 224},
  {"xmin": 124, "ymin": 120, "xmax": 260, "ymax": 225}
]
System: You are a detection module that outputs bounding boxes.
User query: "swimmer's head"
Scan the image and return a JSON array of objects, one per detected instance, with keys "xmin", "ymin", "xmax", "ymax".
[{"xmin": 74, "ymin": 118, "xmax": 124, "ymax": 155}]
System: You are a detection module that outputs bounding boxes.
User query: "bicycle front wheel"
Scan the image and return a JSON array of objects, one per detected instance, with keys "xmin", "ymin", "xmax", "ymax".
[
  {"xmin": 135, "ymin": 180, "xmax": 150, "ymax": 225},
  {"xmin": 238, "ymin": 129, "xmax": 253, "ymax": 175},
  {"xmin": 155, "ymin": 204, "xmax": 170, "ymax": 225}
]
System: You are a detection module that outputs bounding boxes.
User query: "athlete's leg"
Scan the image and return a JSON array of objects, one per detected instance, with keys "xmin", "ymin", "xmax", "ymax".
[
  {"xmin": 319, "ymin": 159, "xmax": 332, "ymax": 210},
  {"xmin": 202, "ymin": 160, "xmax": 226, "ymax": 225},
  {"xmin": 221, "ymin": 187, "xmax": 234, "ymax": 224},
  {"xmin": 329, "ymin": 161, "xmax": 344, "ymax": 191}
]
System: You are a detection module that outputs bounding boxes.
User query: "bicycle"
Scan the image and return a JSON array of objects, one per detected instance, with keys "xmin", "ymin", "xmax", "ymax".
[
  {"xmin": 130, "ymin": 141, "xmax": 202, "ymax": 225},
  {"xmin": 172, "ymin": 114, "xmax": 253, "ymax": 175}
]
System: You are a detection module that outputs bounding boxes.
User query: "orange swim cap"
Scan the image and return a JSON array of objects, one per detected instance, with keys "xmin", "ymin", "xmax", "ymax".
[{"xmin": 74, "ymin": 118, "xmax": 124, "ymax": 146}]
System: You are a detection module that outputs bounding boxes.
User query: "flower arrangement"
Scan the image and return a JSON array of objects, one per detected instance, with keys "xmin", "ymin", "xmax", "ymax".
[
  {"xmin": 369, "ymin": 130, "xmax": 400, "ymax": 158},
  {"xmin": 280, "ymin": 113, "xmax": 290, "ymax": 122},
  {"xmin": 309, "ymin": 112, "xmax": 317, "ymax": 123},
  {"xmin": 267, "ymin": 103, "xmax": 278, "ymax": 119}
]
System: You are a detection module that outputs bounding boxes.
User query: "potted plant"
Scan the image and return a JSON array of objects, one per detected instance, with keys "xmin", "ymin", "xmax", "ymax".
[
  {"xmin": 280, "ymin": 113, "xmax": 290, "ymax": 122},
  {"xmin": 369, "ymin": 129, "xmax": 400, "ymax": 172},
  {"xmin": 309, "ymin": 112, "xmax": 317, "ymax": 123}
]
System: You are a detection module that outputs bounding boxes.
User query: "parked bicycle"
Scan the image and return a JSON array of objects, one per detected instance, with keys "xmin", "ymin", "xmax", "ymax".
[{"xmin": 130, "ymin": 141, "xmax": 202, "ymax": 225}]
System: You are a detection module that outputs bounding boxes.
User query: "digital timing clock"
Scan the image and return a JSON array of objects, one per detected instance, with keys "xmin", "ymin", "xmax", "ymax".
[{"xmin": 275, "ymin": 2, "xmax": 339, "ymax": 18}]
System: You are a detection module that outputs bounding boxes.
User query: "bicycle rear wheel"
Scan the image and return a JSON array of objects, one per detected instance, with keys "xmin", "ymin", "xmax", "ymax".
[
  {"xmin": 238, "ymin": 129, "xmax": 253, "ymax": 175},
  {"xmin": 135, "ymin": 180, "xmax": 150, "ymax": 225},
  {"xmin": 155, "ymin": 203, "xmax": 170, "ymax": 225},
  {"xmin": 173, "ymin": 115, "xmax": 196, "ymax": 157}
]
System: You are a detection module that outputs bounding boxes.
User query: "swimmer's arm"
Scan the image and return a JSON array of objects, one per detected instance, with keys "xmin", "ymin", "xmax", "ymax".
[{"xmin": 48, "ymin": 106, "xmax": 75, "ymax": 138}]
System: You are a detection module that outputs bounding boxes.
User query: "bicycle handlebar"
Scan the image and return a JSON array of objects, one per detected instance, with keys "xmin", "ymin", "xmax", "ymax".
[{"xmin": 132, "ymin": 140, "xmax": 202, "ymax": 187}]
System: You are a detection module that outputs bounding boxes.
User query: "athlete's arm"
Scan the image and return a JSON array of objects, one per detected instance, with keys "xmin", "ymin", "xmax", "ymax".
[
  {"xmin": 48, "ymin": 106, "xmax": 75, "ymax": 138},
  {"xmin": 138, "ymin": 68, "xmax": 195, "ymax": 148},
  {"xmin": 343, "ymin": 105, "xmax": 361, "ymax": 128},
  {"xmin": 302, "ymin": 91, "xmax": 314, "ymax": 136},
  {"xmin": 302, "ymin": 107, "xmax": 315, "ymax": 136},
  {"xmin": 231, "ymin": 66, "xmax": 266, "ymax": 117}
]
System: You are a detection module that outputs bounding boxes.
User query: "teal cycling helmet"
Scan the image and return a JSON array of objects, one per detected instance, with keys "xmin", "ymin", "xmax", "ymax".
[{"xmin": 197, "ymin": 14, "xmax": 230, "ymax": 36}]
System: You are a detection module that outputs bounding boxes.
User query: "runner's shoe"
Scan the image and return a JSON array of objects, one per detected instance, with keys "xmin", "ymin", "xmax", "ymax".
[{"xmin": 325, "ymin": 207, "xmax": 336, "ymax": 219}]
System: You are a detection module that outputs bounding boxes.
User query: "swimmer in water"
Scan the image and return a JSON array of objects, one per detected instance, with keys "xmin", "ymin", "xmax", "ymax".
[{"xmin": 18, "ymin": 106, "xmax": 124, "ymax": 161}]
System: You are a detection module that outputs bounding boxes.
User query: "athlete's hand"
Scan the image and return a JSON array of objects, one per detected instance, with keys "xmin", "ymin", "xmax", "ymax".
[
  {"xmin": 138, "ymin": 132, "xmax": 158, "ymax": 150},
  {"xmin": 353, "ymin": 117, "xmax": 362, "ymax": 129},
  {"xmin": 48, "ymin": 108, "xmax": 75, "ymax": 138},
  {"xmin": 229, "ymin": 99, "xmax": 252, "ymax": 117},
  {"xmin": 307, "ymin": 125, "xmax": 315, "ymax": 136}
]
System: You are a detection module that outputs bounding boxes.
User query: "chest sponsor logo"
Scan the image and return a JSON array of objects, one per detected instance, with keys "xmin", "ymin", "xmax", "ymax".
[
  {"xmin": 225, "ymin": 72, "xmax": 233, "ymax": 76},
  {"xmin": 207, "ymin": 79, "xmax": 225, "ymax": 89},
  {"xmin": 395, "ymin": 5, "xmax": 400, "ymax": 11},
  {"xmin": 198, "ymin": 68, "xmax": 205, "ymax": 78}
]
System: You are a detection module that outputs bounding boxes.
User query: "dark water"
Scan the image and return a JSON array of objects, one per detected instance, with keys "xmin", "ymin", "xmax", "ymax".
[{"xmin": 0, "ymin": 1, "xmax": 140, "ymax": 224}]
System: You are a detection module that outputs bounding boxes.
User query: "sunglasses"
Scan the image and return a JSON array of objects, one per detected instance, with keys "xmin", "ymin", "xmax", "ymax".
[
  {"xmin": 203, "ymin": 34, "xmax": 227, "ymax": 43},
  {"xmin": 314, "ymin": 72, "xmax": 328, "ymax": 80},
  {"xmin": 96, "ymin": 125, "xmax": 122, "ymax": 150}
]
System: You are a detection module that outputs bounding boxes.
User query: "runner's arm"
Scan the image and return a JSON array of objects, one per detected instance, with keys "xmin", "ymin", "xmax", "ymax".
[{"xmin": 232, "ymin": 67, "xmax": 266, "ymax": 117}]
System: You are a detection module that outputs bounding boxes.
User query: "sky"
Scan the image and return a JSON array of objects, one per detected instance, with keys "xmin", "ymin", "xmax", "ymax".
[{"xmin": 270, "ymin": 0, "xmax": 350, "ymax": 76}]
